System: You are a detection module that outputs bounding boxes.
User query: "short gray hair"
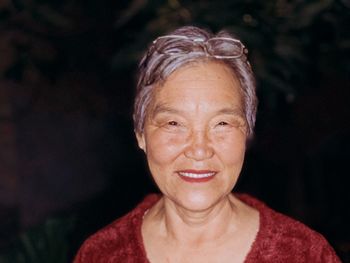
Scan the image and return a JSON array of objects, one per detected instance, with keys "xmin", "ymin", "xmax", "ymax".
[{"xmin": 133, "ymin": 26, "xmax": 257, "ymax": 137}]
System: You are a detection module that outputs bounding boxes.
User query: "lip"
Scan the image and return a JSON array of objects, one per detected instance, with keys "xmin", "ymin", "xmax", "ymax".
[{"xmin": 176, "ymin": 170, "xmax": 217, "ymax": 183}]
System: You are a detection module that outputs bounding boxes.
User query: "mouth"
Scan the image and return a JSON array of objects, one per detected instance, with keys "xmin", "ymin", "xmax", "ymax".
[{"xmin": 176, "ymin": 170, "xmax": 217, "ymax": 183}]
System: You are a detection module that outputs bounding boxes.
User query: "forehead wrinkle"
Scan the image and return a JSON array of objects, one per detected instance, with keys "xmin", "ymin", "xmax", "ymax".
[{"xmin": 147, "ymin": 61, "xmax": 245, "ymax": 121}]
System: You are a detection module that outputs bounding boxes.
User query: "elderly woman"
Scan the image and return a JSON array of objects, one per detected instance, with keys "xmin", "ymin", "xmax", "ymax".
[{"xmin": 74, "ymin": 26, "xmax": 340, "ymax": 262}]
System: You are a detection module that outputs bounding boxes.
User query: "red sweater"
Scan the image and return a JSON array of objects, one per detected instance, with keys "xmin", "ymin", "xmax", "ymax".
[{"xmin": 74, "ymin": 194, "xmax": 341, "ymax": 262}]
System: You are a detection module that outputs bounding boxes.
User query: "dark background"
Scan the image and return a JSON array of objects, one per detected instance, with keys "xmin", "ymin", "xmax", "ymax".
[{"xmin": 0, "ymin": 0, "xmax": 349, "ymax": 262}]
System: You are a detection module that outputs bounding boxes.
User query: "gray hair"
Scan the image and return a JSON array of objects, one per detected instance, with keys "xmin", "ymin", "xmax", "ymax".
[{"xmin": 133, "ymin": 26, "xmax": 257, "ymax": 137}]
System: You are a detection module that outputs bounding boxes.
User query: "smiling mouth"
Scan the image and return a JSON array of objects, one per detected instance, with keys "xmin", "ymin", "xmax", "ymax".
[{"xmin": 177, "ymin": 170, "xmax": 217, "ymax": 182}]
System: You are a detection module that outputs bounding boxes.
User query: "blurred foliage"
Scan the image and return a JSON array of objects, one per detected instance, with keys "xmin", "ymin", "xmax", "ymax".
[
  {"xmin": 0, "ymin": 0, "xmax": 349, "ymax": 113},
  {"xmin": 0, "ymin": 216, "xmax": 75, "ymax": 263}
]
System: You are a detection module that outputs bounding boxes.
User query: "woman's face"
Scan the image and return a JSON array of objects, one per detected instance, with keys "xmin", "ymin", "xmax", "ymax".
[{"xmin": 136, "ymin": 61, "xmax": 247, "ymax": 211}]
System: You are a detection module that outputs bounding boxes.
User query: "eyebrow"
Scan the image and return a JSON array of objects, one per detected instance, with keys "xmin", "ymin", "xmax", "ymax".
[
  {"xmin": 152, "ymin": 104, "xmax": 181, "ymax": 116},
  {"xmin": 151, "ymin": 104, "xmax": 245, "ymax": 118},
  {"xmin": 216, "ymin": 108, "xmax": 245, "ymax": 118}
]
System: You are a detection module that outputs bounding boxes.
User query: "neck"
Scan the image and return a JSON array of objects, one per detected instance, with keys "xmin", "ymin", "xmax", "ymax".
[{"xmin": 157, "ymin": 194, "xmax": 240, "ymax": 246}]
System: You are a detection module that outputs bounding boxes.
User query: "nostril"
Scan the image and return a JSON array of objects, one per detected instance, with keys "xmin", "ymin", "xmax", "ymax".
[
  {"xmin": 184, "ymin": 147, "xmax": 214, "ymax": 161},
  {"xmin": 184, "ymin": 132, "xmax": 214, "ymax": 160}
]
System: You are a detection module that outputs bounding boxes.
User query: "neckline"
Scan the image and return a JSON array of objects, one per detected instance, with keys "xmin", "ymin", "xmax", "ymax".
[
  {"xmin": 134, "ymin": 193, "xmax": 265, "ymax": 263},
  {"xmin": 238, "ymin": 194, "xmax": 265, "ymax": 263}
]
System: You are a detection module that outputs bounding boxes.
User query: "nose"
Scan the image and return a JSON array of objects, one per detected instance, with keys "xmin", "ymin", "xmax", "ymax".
[{"xmin": 184, "ymin": 129, "xmax": 214, "ymax": 161}]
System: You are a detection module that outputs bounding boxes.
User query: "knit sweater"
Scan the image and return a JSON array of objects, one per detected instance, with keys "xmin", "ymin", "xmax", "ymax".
[{"xmin": 73, "ymin": 194, "xmax": 341, "ymax": 262}]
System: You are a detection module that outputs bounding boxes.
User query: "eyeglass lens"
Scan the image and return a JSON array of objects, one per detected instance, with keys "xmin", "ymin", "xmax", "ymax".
[{"xmin": 206, "ymin": 39, "xmax": 243, "ymax": 57}]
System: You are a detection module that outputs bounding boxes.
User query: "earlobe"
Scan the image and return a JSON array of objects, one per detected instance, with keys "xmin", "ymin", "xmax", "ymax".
[{"xmin": 135, "ymin": 132, "xmax": 146, "ymax": 152}]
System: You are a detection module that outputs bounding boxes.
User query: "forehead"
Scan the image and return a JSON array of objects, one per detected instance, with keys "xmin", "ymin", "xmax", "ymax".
[{"xmin": 150, "ymin": 61, "xmax": 243, "ymax": 109}]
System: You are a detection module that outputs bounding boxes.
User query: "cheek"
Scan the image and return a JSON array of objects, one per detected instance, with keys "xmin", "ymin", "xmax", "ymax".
[
  {"xmin": 146, "ymin": 131, "xmax": 187, "ymax": 166},
  {"xmin": 213, "ymin": 132, "xmax": 246, "ymax": 163}
]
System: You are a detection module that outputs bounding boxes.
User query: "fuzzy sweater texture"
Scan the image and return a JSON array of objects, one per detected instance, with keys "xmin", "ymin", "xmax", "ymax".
[{"xmin": 74, "ymin": 194, "xmax": 341, "ymax": 262}]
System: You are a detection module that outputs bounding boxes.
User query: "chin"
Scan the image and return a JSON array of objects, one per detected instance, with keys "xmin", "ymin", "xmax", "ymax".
[{"xmin": 173, "ymin": 190, "xmax": 226, "ymax": 212}]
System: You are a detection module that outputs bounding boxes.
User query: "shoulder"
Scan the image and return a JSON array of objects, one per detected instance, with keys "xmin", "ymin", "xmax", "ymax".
[
  {"xmin": 73, "ymin": 194, "xmax": 160, "ymax": 263},
  {"xmin": 237, "ymin": 194, "xmax": 341, "ymax": 263}
]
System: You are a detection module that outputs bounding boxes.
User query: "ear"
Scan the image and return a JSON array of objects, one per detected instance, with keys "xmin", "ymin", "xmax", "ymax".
[{"xmin": 135, "ymin": 132, "xmax": 146, "ymax": 152}]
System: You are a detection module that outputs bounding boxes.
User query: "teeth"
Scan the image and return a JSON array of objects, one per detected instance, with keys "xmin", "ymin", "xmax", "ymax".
[{"xmin": 179, "ymin": 172, "xmax": 215, "ymax": 178}]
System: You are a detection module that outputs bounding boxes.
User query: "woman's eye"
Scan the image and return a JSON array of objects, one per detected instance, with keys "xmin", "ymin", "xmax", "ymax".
[
  {"xmin": 217, "ymin": 121, "xmax": 228, "ymax": 126},
  {"xmin": 162, "ymin": 120, "xmax": 187, "ymax": 133},
  {"xmin": 167, "ymin": 121, "xmax": 178, "ymax": 126}
]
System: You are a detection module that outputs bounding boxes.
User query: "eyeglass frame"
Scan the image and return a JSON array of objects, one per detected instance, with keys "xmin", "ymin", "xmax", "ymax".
[{"xmin": 151, "ymin": 35, "xmax": 248, "ymax": 59}]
